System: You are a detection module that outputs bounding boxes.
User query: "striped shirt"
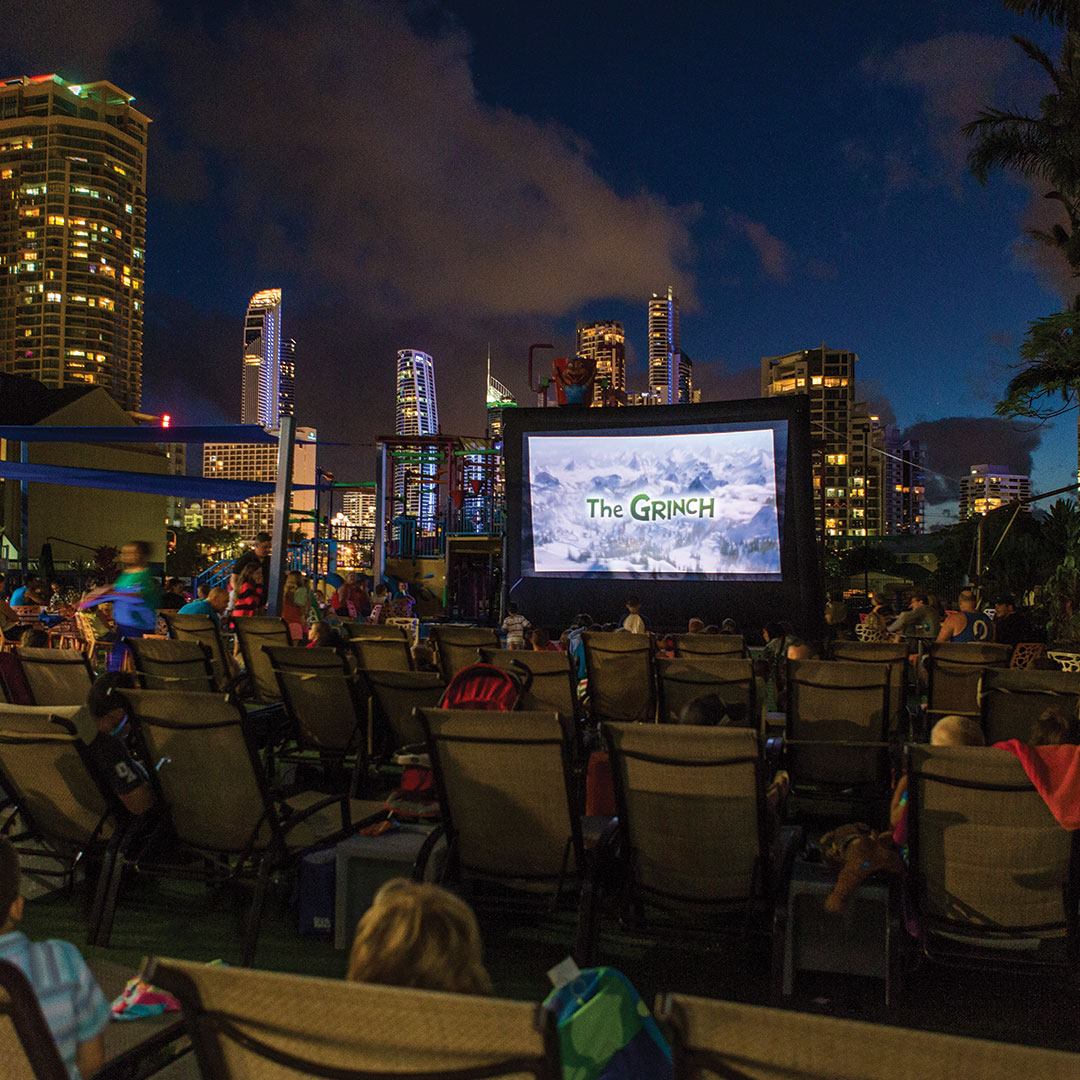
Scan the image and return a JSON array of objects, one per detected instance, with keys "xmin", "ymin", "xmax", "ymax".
[{"xmin": 0, "ymin": 931, "xmax": 110, "ymax": 1078}]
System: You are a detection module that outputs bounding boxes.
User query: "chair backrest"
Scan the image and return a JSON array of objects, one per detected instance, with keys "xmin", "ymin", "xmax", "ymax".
[
  {"xmin": 979, "ymin": 668, "xmax": 1080, "ymax": 745},
  {"xmin": 831, "ymin": 641, "xmax": 908, "ymax": 731},
  {"xmin": 234, "ymin": 617, "xmax": 292, "ymax": 702},
  {"xmin": 349, "ymin": 634, "xmax": 414, "ymax": 672},
  {"xmin": 785, "ymin": 659, "xmax": 891, "ymax": 789},
  {"xmin": 430, "ymin": 625, "xmax": 501, "ymax": 682},
  {"xmin": 16, "ymin": 647, "xmax": 93, "ymax": 707},
  {"xmin": 161, "ymin": 612, "xmax": 230, "ymax": 689},
  {"xmin": 344, "ymin": 622, "xmax": 408, "ymax": 641},
  {"xmin": 604, "ymin": 723, "xmax": 764, "ymax": 907},
  {"xmin": 0, "ymin": 959, "xmax": 69, "ymax": 1080},
  {"xmin": 121, "ymin": 690, "xmax": 271, "ymax": 853},
  {"xmin": 0, "ymin": 723, "xmax": 111, "ymax": 848},
  {"xmin": 147, "ymin": 957, "xmax": 560, "ymax": 1080},
  {"xmin": 655, "ymin": 658, "xmax": 757, "ymax": 727},
  {"xmin": 479, "ymin": 649, "xmax": 577, "ymax": 718},
  {"xmin": 657, "ymin": 992, "xmax": 1080, "ymax": 1080},
  {"xmin": 582, "ymin": 631, "xmax": 655, "ymax": 723},
  {"xmin": 360, "ymin": 669, "xmax": 446, "ymax": 752},
  {"xmin": 673, "ymin": 633, "xmax": 745, "ymax": 658},
  {"xmin": 420, "ymin": 709, "xmax": 582, "ymax": 889},
  {"xmin": 927, "ymin": 642, "xmax": 1012, "ymax": 718},
  {"xmin": 907, "ymin": 745, "xmax": 1074, "ymax": 940},
  {"xmin": 130, "ymin": 637, "xmax": 216, "ymax": 693},
  {"xmin": 265, "ymin": 646, "xmax": 365, "ymax": 754}
]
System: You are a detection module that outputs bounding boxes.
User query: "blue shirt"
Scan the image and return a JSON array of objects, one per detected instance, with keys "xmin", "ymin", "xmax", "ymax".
[
  {"xmin": 9, "ymin": 586, "xmax": 28, "ymax": 606},
  {"xmin": 952, "ymin": 610, "xmax": 993, "ymax": 643},
  {"xmin": 178, "ymin": 599, "xmax": 213, "ymax": 617},
  {"xmin": 0, "ymin": 931, "xmax": 110, "ymax": 1078}
]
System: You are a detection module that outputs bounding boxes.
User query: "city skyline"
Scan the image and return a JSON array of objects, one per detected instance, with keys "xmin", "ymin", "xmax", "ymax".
[{"xmin": 3, "ymin": 3, "xmax": 1073, "ymax": 524}]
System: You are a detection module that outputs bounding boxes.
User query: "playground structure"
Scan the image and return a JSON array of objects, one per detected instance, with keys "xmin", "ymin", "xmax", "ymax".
[{"xmin": 374, "ymin": 433, "xmax": 504, "ymax": 621}]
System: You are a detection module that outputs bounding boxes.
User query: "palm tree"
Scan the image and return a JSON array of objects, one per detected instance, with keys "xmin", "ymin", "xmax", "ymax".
[{"xmin": 965, "ymin": 2, "xmax": 1080, "ymax": 478}]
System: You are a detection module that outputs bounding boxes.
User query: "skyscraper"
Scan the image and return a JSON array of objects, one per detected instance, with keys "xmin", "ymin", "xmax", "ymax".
[
  {"xmin": 959, "ymin": 464, "xmax": 1031, "ymax": 521},
  {"xmin": 395, "ymin": 348, "xmax": 438, "ymax": 437},
  {"xmin": 200, "ymin": 426, "xmax": 317, "ymax": 540},
  {"xmin": 279, "ymin": 337, "xmax": 296, "ymax": 419},
  {"xmin": 576, "ymin": 321, "xmax": 626, "ymax": 405},
  {"xmin": 648, "ymin": 286, "xmax": 680, "ymax": 404},
  {"xmin": 240, "ymin": 289, "xmax": 286, "ymax": 427},
  {"xmin": 762, "ymin": 345, "xmax": 859, "ymax": 541},
  {"xmin": 883, "ymin": 430, "xmax": 926, "ymax": 535},
  {"xmin": 0, "ymin": 74, "xmax": 149, "ymax": 410},
  {"xmin": 394, "ymin": 348, "xmax": 439, "ymax": 530}
]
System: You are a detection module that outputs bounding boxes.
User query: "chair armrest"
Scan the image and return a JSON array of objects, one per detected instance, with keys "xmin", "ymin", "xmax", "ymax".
[
  {"xmin": 413, "ymin": 823, "xmax": 447, "ymax": 881},
  {"xmin": 276, "ymin": 792, "xmax": 348, "ymax": 835}
]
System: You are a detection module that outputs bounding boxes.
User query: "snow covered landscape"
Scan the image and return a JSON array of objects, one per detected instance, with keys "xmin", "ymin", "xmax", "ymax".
[{"xmin": 526, "ymin": 428, "xmax": 782, "ymax": 578}]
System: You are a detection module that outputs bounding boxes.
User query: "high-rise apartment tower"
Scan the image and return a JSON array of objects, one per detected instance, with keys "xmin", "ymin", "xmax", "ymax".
[
  {"xmin": 576, "ymin": 320, "xmax": 626, "ymax": 405},
  {"xmin": 647, "ymin": 286, "xmax": 680, "ymax": 404},
  {"xmin": 0, "ymin": 74, "xmax": 149, "ymax": 410},
  {"xmin": 240, "ymin": 289, "xmax": 292, "ymax": 427},
  {"xmin": 394, "ymin": 348, "xmax": 439, "ymax": 531}
]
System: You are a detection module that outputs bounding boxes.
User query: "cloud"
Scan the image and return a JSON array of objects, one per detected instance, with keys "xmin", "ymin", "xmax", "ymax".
[
  {"xmin": 726, "ymin": 213, "xmax": 837, "ymax": 284},
  {"xmin": 901, "ymin": 416, "xmax": 1043, "ymax": 504},
  {"xmin": 0, "ymin": 0, "xmax": 156, "ymax": 76},
  {"xmin": 1017, "ymin": 181, "xmax": 1079, "ymax": 305},
  {"xmin": 863, "ymin": 31, "xmax": 1076, "ymax": 303},
  {"xmin": 865, "ymin": 33, "xmax": 1019, "ymax": 178},
  {"xmin": 164, "ymin": 1, "xmax": 696, "ymax": 318},
  {"xmin": 2, "ymin": 0, "xmax": 697, "ymax": 319},
  {"xmin": 727, "ymin": 214, "xmax": 792, "ymax": 282}
]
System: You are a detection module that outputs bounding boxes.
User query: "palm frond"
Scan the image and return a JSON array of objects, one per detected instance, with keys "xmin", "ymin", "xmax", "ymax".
[
  {"xmin": 1003, "ymin": 0, "xmax": 1080, "ymax": 28},
  {"xmin": 1012, "ymin": 34, "xmax": 1062, "ymax": 84},
  {"xmin": 966, "ymin": 121, "xmax": 1055, "ymax": 183}
]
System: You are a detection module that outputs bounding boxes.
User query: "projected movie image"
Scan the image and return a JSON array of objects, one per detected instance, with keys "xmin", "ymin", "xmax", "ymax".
[{"xmin": 526, "ymin": 427, "xmax": 782, "ymax": 579}]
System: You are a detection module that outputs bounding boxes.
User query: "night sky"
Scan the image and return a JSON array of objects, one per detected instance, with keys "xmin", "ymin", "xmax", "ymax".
[{"xmin": 3, "ymin": 0, "xmax": 1074, "ymax": 524}]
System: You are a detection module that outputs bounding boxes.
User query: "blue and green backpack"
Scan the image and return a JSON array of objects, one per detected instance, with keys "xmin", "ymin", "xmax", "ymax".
[{"xmin": 543, "ymin": 967, "xmax": 673, "ymax": 1080}]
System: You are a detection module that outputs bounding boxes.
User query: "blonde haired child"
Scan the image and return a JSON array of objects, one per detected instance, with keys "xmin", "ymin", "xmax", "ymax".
[{"xmin": 347, "ymin": 879, "xmax": 492, "ymax": 995}]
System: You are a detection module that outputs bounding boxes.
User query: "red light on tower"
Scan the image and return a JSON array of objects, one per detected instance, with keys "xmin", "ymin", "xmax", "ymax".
[{"xmin": 161, "ymin": 413, "xmax": 171, "ymax": 429}]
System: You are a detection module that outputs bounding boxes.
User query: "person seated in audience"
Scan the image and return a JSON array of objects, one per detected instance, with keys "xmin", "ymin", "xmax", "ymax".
[
  {"xmin": 10, "ymin": 576, "xmax": 45, "ymax": 607},
  {"xmin": 785, "ymin": 639, "xmax": 817, "ymax": 661},
  {"xmin": 622, "ymin": 596, "xmax": 646, "ymax": 635},
  {"xmin": 703, "ymin": 624, "xmax": 720, "ymax": 634},
  {"xmin": 824, "ymin": 715, "xmax": 985, "ymax": 914},
  {"xmin": 1030, "ymin": 706, "xmax": 1079, "ymax": 746},
  {"xmin": 159, "ymin": 578, "xmax": 186, "ymax": 610},
  {"xmin": 196, "ymin": 583, "xmax": 210, "ymax": 601},
  {"xmin": 936, "ymin": 588, "xmax": 993, "ymax": 644},
  {"xmin": 178, "ymin": 586, "xmax": 229, "ymax": 623},
  {"xmin": 0, "ymin": 836, "xmax": 110, "ymax": 1078},
  {"xmin": 720, "ymin": 617, "xmax": 738, "ymax": 635},
  {"xmin": 565, "ymin": 613, "xmax": 592, "ymax": 680},
  {"xmin": 528, "ymin": 626, "xmax": 559, "ymax": 651},
  {"xmin": 308, "ymin": 621, "xmax": 349, "ymax": 654},
  {"xmin": 83, "ymin": 673, "xmax": 155, "ymax": 816},
  {"xmin": 369, "ymin": 584, "xmax": 391, "ymax": 624},
  {"xmin": 347, "ymin": 878, "xmax": 492, "ymax": 995},
  {"xmin": 686, "ymin": 617, "xmax": 706, "ymax": 634},
  {"xmin": 0, "ymin": 573, "xmax": 21, "ymax": 641},
  {"xmin": 18, "ymin": 625, "xmax": 50, "ymax": 649},
  {"xmin": 887, "ymin": 590, "xmax": 940, "ymax": 643},
  {"xmin": 993, "ymin": 595, "xmax": 1038, "ymax": 647},
  {"xmin": 411, "ymin": 643, "xmax": 439, "ymax": 672}
]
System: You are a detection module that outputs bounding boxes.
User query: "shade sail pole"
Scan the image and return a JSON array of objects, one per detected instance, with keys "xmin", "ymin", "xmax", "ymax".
[{"xmin": 267, "ymin": 416, "xmax": 295, "ymax": 617}]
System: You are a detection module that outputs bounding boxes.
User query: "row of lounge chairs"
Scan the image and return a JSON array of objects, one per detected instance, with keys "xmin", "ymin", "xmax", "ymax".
[{"xmin": 5, "ymin": 955, "xmax": 1078, "ymax": 1079}]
